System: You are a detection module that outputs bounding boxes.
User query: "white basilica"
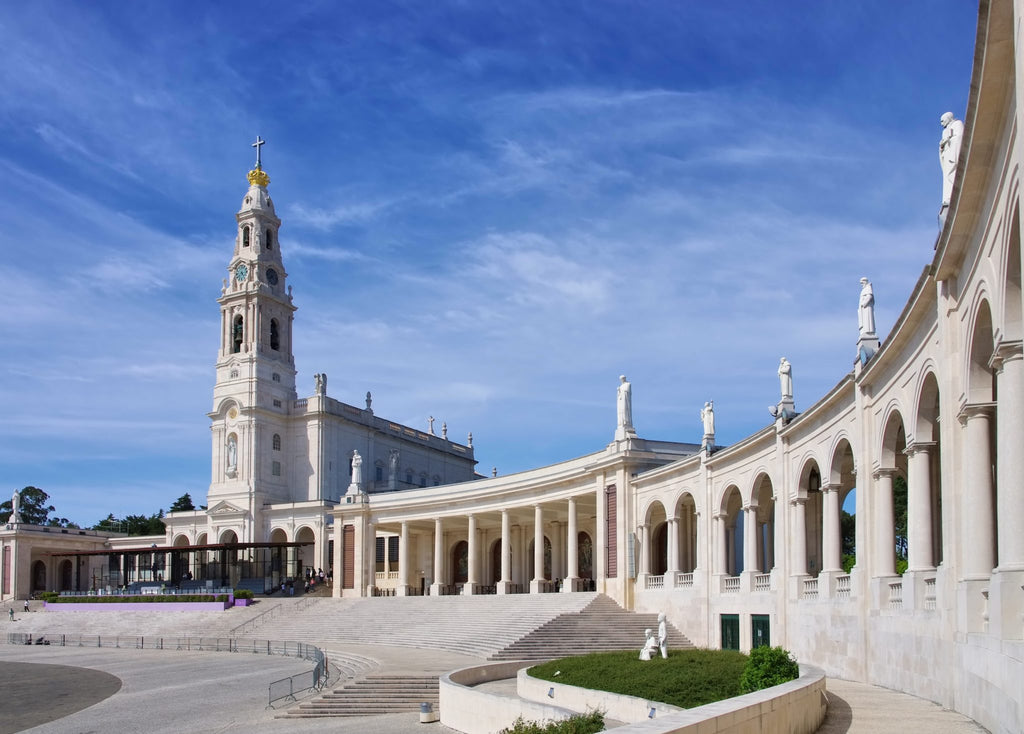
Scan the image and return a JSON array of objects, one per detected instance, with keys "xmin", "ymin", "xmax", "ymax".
[{"xmin": 2, "ymin": 1, "xmax": 1023, "ymax": 730}]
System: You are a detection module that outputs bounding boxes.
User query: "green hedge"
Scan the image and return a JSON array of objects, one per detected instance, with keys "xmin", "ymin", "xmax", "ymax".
[
  {"xmin": 739, "ymin": 646, "xmax": 800, "ymax": 693},
  {"xmin": 51, "ymin": 594, "xmax": 229, "ymax": 604},
  {"xmin": 499, "ymin": 711, "xmax": 604, "ymax": 734},
  {"xmin": 38, "ymin": 592, "xmax": 60, "ymax": 603},
  {"xmin": 233, "ymin": 588, "xmax": 254, "ymax": 600}
]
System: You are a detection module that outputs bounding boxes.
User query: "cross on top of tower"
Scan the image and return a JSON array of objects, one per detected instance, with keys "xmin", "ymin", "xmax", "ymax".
[{"xmin": 252, "ymin": 135, "xmax": 266, "ymax": 169}]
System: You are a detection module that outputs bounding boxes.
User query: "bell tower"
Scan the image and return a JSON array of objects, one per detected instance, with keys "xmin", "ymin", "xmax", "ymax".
[{"xmin": 208, "ymin": 138, "xmax": 297, "ymax": 527}]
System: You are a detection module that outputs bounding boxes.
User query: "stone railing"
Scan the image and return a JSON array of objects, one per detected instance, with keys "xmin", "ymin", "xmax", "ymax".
[
  {"xmin": 721, "ymin": 576, "xmax": 740, "ymax": 593},
  {"xmin": 924, "ymin": 577, "xmax": 936, "ymax": 610},
  {"xmin": 674, "ymin": 572, "xmax": 694, "ymax": 587},
  {"xmin": 802, "ymin": 577, "xmax": 818, "ymax": 599},
  {"xmin": 889, "ymin": 580, "xmax": 903, "ymax": 609},
  {"xmin": 754, "ymin": 574, "xmax": 771, "ymax": 591},
  {"xmin": 836, "ymin": 574, "xmax": 851, "ymax": 599},
  {"xmin": 646, "ymin": 574, "xmax": 665, "ymax": 590}
]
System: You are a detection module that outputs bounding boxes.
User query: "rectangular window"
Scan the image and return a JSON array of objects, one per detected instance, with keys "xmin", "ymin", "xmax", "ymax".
[
  {"xmin": 375, "ymin": 466, "xmax": 383, "ymax": 482},
  {"xmin": 388, "ymin": 536, "xmax": 399, "ymax": 563},
  {"xmin": 273, "ymin": 399, "xmax": 282, "ymax": 407},
  {"xmin": 606, "ymin": 485, "xmax": 618, "ymax": 578},
  {"xmin": 376, "ymin": 537, "xmax": 386, "ymax": 572},
  {"xmin": 272, "ymin": 460, "xmax": 281, "ymax": 476},
  {"xmin": 721, "ymin": 614, "xmax": 740, "ymax": 651},
  {"xmin": 752, "ymin": 614, "xmax": 771, "ymax": 649},
  {"xmin": 272, "ymin": 373, "xmax": 281, "ymax": 382},
  {"xmin": 342, "ymin": 525, "xmax": 355, "ymax": 589}
]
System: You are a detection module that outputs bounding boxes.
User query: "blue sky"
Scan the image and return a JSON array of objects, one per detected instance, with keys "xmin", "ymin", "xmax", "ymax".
[{"xmin": 1, "ymin": 2, "xmax": 977, "ymax": 526}]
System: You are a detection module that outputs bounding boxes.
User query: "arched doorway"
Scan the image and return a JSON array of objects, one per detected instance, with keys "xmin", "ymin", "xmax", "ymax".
[
  {"xmin": 32, "ymin": 560, "xmax": 46, "ymax": 592},
  {"xmin": 799, "ymin": 462, "xmax": 823, "ymax": 577},
  {"xmin": 58, "ymin": 559, "xmax": 73, "ymax": 591},
  {"xmin": 646, "ymin": 500, "xmax": 668, "ymax": 575},
  {"xmin": 490, "ymin": 539, "xmax": 503, "ymax": 585},
  {"xmin": 295, "ymin": 526, "xmax": 316, "ymax": 577},
  {"xmin": 527, "ymin": 537, "xmax": 552, "ymax": 580},
  {"xmin": 676, "ymin": 493, "xmax": 698, "ymax": 573},
  {"xmin": 577, "ymin": 532, "xmax": 593, "ymax": 580},
  {"xmin": 720, "ymin": 487, "xmax": 742, "ymax": 576},
  {"xmin": 752, "ymin": 474, "xmax": 775, "ymax": 573},
  {"xmin": 452, "ymin": 540, "xmax": 468, "ymax": 585}
]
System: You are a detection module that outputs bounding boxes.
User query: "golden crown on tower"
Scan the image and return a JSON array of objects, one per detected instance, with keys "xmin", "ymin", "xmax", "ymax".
[{"xmin": 247, "ymin": 167, "xmax": 270, "ymax": 187}]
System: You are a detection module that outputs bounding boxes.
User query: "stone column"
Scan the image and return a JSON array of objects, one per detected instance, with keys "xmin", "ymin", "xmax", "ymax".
[
  {"xmin": 550, "ymin": 520, "xmax": 563, "ymax": 581},
  {"xmin": 873, "ymin": 469, "xmax": 896, "ymax": 577},
  {"xmin": 791, "ymin": 498, "xmax": 808, "ymax": 576},
  {"xmin": 498, "ymin": 510, "xmax": 512, "ymax": 594},
  {"xmin": 563, "ymin": 497, "xmax": 579, "ymax": 592},
  {"xmin": 531, "ymin": 504, "xmax": 545, "ymax": 592},
  {"xmin": 639, "ymin": 523, "xmax": 651, "ymax": 576},
  {"xmin": 332, "ymin": 518, "xmax": 343, "ymax": 598},
  {"xmin": 430, "ymin": 518, "xmax": 444, "ymax": 595},
  {"xmin": 995, "ymin": 344, "xmax": 1024, "ymax": 569},
  {"xmin": 365, "ymin": 520, "xmax": 376, "ymax": 596},
  {"xmin": 466, "ymin": 514, "xmax": 478, "ymax": 594},
  {"xmin": 512, "ymin": 524, "xmax": 523, "ymax": 590},
  {"xmin": 821, "ymin": 483, "xmax": 842, "ymax": 573},
  {"xmin": 961, "ymin": 405, "xmax": 996, "ymax": 578},
  {"xmin": 666, "ymin": 518, "xmax": 679, "ymax": 575},
  {"xmin": 743, "ymin": 505, "xmax": 758, "ymax": 576},
  {"xmin": 397, "ymin": 521, "xmax": 410, "ymax": 596},
  {"xmin": 905, "ymin": 442, "xmax": 935, "ymax": 572},
  {"xmin": 715, "ymin": 514, "xmax": 728, "ymax": 576},
  {"xmin": 595, "ymin": 477, "xmax": 607, "ymax": 586}
]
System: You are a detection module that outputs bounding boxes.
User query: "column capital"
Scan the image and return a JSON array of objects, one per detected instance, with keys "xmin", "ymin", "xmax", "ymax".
[
  {"xmin": 903, "ymin": 440, "xmax": 936, "ymax": 457},
  {"xmin": 957, "ymin": 401, "xmax": 996, "ymax": 424},
  {"xmin": 789, "ymin": 496, "xmax": 807, "ymax": 507},
  {"xmin": 872, "ymin": 467, "xmax": 898, "ymax": 480},
  {"xmin": 990, "ymin": 339, "xmax": 1024, "ymax": 370},
  {"xmin": 820, "ymin": 482, "xmax": 842, "ymax": 494}
]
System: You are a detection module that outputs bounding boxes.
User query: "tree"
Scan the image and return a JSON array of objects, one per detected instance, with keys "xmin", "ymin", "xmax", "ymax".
[
  {"xmin": 893, "ymin": 475, "xmax": 908, "ymax": 561},
  {"xmin": 169, "ymin": 492, "xmax": 196, "ymax": 512},
  {"xmin": 92, "ymin": 510, "xmax": 166, "ymax": 536},
  {"xmin": 0, "ymin": 486, "xmax": 56, "ymax": 525}
]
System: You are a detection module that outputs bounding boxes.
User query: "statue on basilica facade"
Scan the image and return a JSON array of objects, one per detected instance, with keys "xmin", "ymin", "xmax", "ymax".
[
  {"xmin": 778, "ymin": 358, "xmax": 793, "ymax": 401},
  {"xmin": 10, "ymin": 489, "xmax": 22, "ymax": 524},
  {"xmin": 858, "ymin": 278, "xmax": 876, "ymax": 336},
  {"xmin": 226, "ymin": 435, "xmax": 237, "ymax": 473},
  {"xmin": 350, "ymin": 450, "xmax": 363, "ymax": 489},
  {"xmin": 940, "ymin": 111, "xmax": 964, "ymax": 207},
  {"xmin": 616, "ymin": 375, "xmax": 636, "ymax": 440},
  {"xmin": 701, "ymin": 401, "xmax": 715, "ymax": 438},
  {"xmin": 314, "ymin": 373, "xmax": 327, "ymax": 396}
]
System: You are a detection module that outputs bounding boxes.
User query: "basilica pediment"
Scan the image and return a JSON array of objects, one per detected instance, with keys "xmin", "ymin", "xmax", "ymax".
[{"xmin": 206, "ymin": 500, "xmax": 247, "ymax": 518}]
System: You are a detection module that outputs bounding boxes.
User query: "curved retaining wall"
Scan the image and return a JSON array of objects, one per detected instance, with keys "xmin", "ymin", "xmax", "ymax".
[{"xmin": 440, "ymin": 660, "xmax": 826, "ymax": 734}]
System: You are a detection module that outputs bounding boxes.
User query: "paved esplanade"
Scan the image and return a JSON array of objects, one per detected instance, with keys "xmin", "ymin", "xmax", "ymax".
[{"xmin": 0, "ymin": 642, "xmax": 989, "ymax": 734}]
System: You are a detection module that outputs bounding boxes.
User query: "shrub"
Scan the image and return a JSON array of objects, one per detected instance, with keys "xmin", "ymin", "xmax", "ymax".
[
  {"xmin": 233, "ymin": 589, "xmax": 254, "ymax": 600},
  {"xmin": 739, "ymin": 646, "xmax": 799, "ymax": 693},
  {"xmin": 499, "ymin": 710, "xmax": 604, "ymax": 734},
  {"xmin": 39, "ymin": 592, "xmax": 59, "ymax": 603}
]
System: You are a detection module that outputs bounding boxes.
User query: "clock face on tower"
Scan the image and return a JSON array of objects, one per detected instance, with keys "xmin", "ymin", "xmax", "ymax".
[
  {"xmin": 266, "ymin": 268, "xmax": 278, "ymax": 285},
  {"xmin": 235, "ymin": 264, "xmax": 248, "ymax": 282}
]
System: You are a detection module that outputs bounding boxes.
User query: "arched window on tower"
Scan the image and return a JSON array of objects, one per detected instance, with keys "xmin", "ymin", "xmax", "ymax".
[
  {"xmin": 242, "ymin": 226, "xmax": 250, "ymax": 247},
  {"xmin": 270, "ymin": 319, "xmax": 280, "ymax": 351},
  {"xmin": 266, "ymin": 229, "xmax": 273, "ymax": 250},
  {"xmin": 232, "ymin": 315, "xmax": 244, "ymax": 353},
  {"xmin": 272, "ymin": 434, "xmax": 281, "ymax": 451}
]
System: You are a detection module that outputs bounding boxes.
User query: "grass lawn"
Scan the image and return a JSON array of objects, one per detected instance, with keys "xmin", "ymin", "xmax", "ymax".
[{"xmin": 528, "ymin": 649, "xmax": 750, "ymax": 709}]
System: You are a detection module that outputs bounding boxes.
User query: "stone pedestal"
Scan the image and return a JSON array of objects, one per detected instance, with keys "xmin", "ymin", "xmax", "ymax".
[
  {"xmin": 496, "ymin": 581, "xmax": 514, "ymax": 595},
  {"xmin": 429, "ymin": 582, "xmax": 445, "ymax": 597},
  {"xmin": 395, "ymin": 584, "xmax": 411, "ymax": 597},
  {"xmin": 990, "ymin": 569, "xmax": 1024, "ymax": 640},
  {"xmin": 560, "ymin": 576, "xmax": 580, "ymax": 593}
]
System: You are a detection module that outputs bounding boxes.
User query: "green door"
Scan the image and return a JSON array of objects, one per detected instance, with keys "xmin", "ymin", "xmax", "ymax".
[
  {"xmin": 721, "ymin": 614, "xmax": 740, "ymax": 650},
  {"xmin": 752, "ymin": 614, "xmax": 770, "ymax": 648}
]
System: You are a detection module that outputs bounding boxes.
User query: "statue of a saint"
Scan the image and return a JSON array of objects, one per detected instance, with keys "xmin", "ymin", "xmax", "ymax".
[
  {"xmin": 314, "ymin": 373, "xmax": 322, "ymax": 394},
  {"xmin": 442, "ymin": 421, "xmax": 448, "ymax": 440},
  {"xmin": 10, "ymin": 490, "xmax": 21, "ymax": 523},
  {"xmin": 365, "ymin": 391, "xmax": 372, "ymax": 411},
  {"xmin": 939, "ymin": 112, "xmax": 964, "ymax": 206},
  {"xmin": 428, "ymin": 416, "xmax": 435, "ymax": 435},
  {"xmin": 617, "ymin": 375, "xmax": 633, "ymax": 431},
  {"xmin": 350, "ymin": 450, "xmax": 363, "ymax": 488},
  {"xmin": 858, "ymin": 278, "xmax": 876, "ymax": 335},
  {"xmin": 226, "ymin": 435, "xmax": 237, "ymax": 472},
  {"xmin": 467, "ymin": 432, "xmax": 473, "ymax": 448},
  {"xmin": 700, "ymin": 401, "xmax": 715, "ymax": 437},
  {"xmin": 658, "ymin": 612, "xmax": 668, "ymax": 659},
  {"xmin": 778, "ymin": 358, "xmax": 793, "ymax": 401},
  {"xmin": 389, "ymin": 449, "xmax": 400, "ymax": 474}
]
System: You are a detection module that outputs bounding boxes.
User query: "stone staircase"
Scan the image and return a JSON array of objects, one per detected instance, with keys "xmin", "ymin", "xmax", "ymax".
[
  {"xmin": 244, "ymin": 592, "xmax": 598, "ymax": 658},
  {"xmin": 489, "ymin": 594, "xmax": 693, "ymax": 660},
  {"xmin": 281, "ymin": 674, "xmax": 438, "ymax": 718}
]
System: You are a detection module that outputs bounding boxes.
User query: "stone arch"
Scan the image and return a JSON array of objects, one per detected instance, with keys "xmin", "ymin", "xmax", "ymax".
[
  {"xmin": 32, "ymin": 560, "xmax": 46, "ymax": 591},
  {"xmin": 798, "ymin": 459, "xmax": 823, "ymax": 577},
  {"xmin": 172, "ymin": 534, "xmax": 191, "ymax": 547},
  {"xmin": 577, "ymin": 531, "xmax": 594, "ymax": 580},
  {"xmin": 644, "ymin": 499, "xmax": 668, "ymax": 576},
  {"xmin": 195, "ymin": 532, "xmax": 208, "ymax": 546},
  {"xmin": 751, "ymin": 473, "xmax": 775, "ymax": 573},
  {"xmin": 451, "ymin": 540, "xmax": 468, "ymax": 585},
  {"xmin": 719, "ymin": 485, "xmax": 743, "ymax": 576},
  {"xmin": 910, "ymin": 371, "xmax": 944, "ymax": 569},
  {"xmin": 489, "ymin": 538, "xmax": 503, "ymax": 586},
  {"xmin": 827, "ymin": 438, "xmax": 857, "ymax": 573},
  {"xmin": 878, "ymin": 409, "xmax": 908, "ymax": 576},
  {"xmin": 58, "ymin": 559, "xmax": 73, "ymax": 592},
  {"xmin": 967, "ymin": 296, "xmax": 996, "ymax": 403},
  {"xmin": 1001, "ymin": 203, "xmax": 1022, "ymax": 340},
  {"xmin": 673, "ymin": 491, "xmax": 699, "ymax": 573},
  {"xmin": 219, "ymin": 529, "xmax": 238, "ymax": 543},
  {"xmin": 171, "ymin": 535, "xmax": 191, "ymax": 585},
  {"xmin": 295, "ymin": 525, "xmax": 316, "ymax": 576},
  {"xmin": 527, "ymin": 536, "xmax": 552, "ymax": 581}
]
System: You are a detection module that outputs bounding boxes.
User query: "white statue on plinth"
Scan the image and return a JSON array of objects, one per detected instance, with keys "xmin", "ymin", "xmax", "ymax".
[
  {"xmin": 778, "ymin": 358, "xmax": 793, "ymax": 402},
  {"xmin": 858, "ymin": 278, "xmax": 876, "ymax": 336},
  {"xmin": 10, "ymin": 489, "xmax": 22, "ymax": 524},
  {"xmin": 226, "ymin": 435, "xmax": 237, "ymax": 473},
  {"xmin": 940, "ymin": 111, "xmax": 964, "ymax": 207},
  {"xmin": 350, "ymin": 450, "xmax": 363, "ymax": 489},
  {"xmin": 616, "ymin": 375, "xmax": 636, "ymax": 439},
  {"xmin": 700, "ymin": 401, "xmax": 715, "ymax": 438}
]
